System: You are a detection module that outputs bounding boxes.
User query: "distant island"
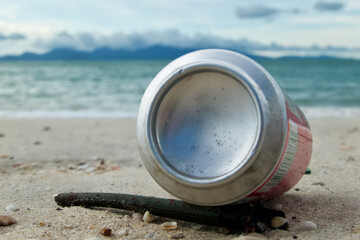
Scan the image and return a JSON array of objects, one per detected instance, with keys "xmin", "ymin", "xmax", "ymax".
[{"xmin": 0, "ymin": 45, "xmax": 345, "ymax": 61}]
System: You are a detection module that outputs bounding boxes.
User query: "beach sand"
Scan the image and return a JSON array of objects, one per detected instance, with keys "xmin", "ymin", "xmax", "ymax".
[{"xmin": 0, "ymin": 118, "xmax": 359, "ymax": 239}]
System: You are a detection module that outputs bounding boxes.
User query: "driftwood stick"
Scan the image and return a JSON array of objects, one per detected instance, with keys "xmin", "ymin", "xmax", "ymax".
[{"xmin": 55, "ymin": 192, "xmax": 285, "ymax": 231}]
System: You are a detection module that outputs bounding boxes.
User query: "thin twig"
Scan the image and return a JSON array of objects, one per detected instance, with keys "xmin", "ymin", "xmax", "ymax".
[{"xmin": 55, "ymin": 192, "xmax": 286, "ymax": 232}]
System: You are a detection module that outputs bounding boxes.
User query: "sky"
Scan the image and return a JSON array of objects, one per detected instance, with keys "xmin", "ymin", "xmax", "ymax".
[{"xmin": 0, "ymin": 0, "xmax": 360, "ymax": 58}]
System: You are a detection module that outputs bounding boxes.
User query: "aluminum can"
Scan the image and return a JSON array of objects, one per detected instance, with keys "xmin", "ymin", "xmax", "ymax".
[{"xmin": 137, "ymin": 49, "xmax": 312, "ymax": 206}]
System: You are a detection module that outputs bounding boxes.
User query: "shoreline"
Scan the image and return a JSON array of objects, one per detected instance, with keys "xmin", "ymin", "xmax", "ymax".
[
  {"xmin": 0, "ymin": 106, "xmax": 360, "ymax": 119},
  {"xmin": 0, "ymin": 118, "xmax": 359, "ymax": 239}
]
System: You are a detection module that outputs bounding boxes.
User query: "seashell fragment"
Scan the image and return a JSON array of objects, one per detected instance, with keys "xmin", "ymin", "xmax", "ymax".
[
  {"xmin": 77, "ymin": 164, "xmax": 90, "ymax": 170},
  {"xmin": 270, "ymin": 216, "xmax": 288, "ymax": 229},
  {"xmin": 143, "ymin": 211, "xmax": 156, "ymax": 223},
  {"xmin": 161, "ymin": 221, "xmax": 177, "ymax": 230},
  {"xmin": 288, "ymin": 220, "xmax": 317, "ymax": 232},
  {"xmin": 0, "ymin": 215, "xmax": 17, "ymax": 226},
  {"xmin": 170, "ymin": 232, "xmax": 185, "ymax": 239},
  {"xmin": 118, "ymin": 229, "xmax": 129, "ymax": 236},
  {"xmin": 5, "ymin": 205, "xmax": 19, "ymax": 212}
]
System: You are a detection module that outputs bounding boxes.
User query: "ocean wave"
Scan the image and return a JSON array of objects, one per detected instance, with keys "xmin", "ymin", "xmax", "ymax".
[
  {"xmin": 0, "ymin": 110, "xmax": 137, "ymax": 119},
  {"xmin": 302, "ymin": 107, "xmax": 360, "ymax": 118},
  {"xmin": 0, "ymin": 107, "xmax": 359, "ymax": 119}
]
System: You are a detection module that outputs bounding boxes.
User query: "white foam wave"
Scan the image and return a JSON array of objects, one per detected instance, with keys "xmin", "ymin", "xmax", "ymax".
[
  {"xmin": 302, "ymin": 107, "xmax": 360, "ymax": 119},
  {"xmin": 0, "ymin": 110, "xmax": 138, "ymax": 119},
  {"xmin": 0, "ymin": 107, "xmax": 359, "ymax": 119}
]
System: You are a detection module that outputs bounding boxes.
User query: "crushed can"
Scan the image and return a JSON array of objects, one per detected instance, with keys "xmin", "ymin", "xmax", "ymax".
[{"xmin": 137, "ymin": 49, "xmax": 312, "ymax": 206}]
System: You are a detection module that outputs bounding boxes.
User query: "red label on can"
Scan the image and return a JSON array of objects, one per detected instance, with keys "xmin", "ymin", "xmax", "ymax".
[{"xmin": 247, "ymin": 94, "xmax": 312, "ymax": 200}]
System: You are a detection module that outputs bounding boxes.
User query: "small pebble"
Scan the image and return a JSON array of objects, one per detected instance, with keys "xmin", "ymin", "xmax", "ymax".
[
  {"xmin": 68, "ymin": 164, "xmax": 76, "ymax": 170},
  {"xmin": 43, "ymin": 127, "xmax": 51, "ymax": 131},
  {"xmin": 170, "ymin": 233, "xmax": 185, "ymax": 239},
  {"xmin": 86, "ymin": 167, "xmax": 95, "ymax": 173},
  {"xmin": 0, "ymin": 215, "xmax": 16, "ymax": 226},
  {"xmin": 56, "ymin": 208, "xmax": 62, "ymax": 211},
  {"xmin": 143, "ymin": 211, "xmax": 156, "ymax": 223},
  {"xmin": 271, "ymin": 216, "xmax": 288, "ymax": 229},
  {"xmin": 5, "ymin": 205, "xmax": 19, "ymax": 212},
  {"xmin": 34, "ymin": 141, "xmax": 41, "ymax": 145},
  {"xmin": 191, "ymin": 224, "xmax": 203, "ymax": 230},
  {"xmin": 0, "ymin": 133, "xmax": 4, "ymax": 137},
  {"xmin": 288, "ymin": 221, "xmax": 317, "ymax": 232},
  {"xmin": 161, "ymin": 221, "xmax": 177, "ymax": 230},
  {"xmin": 312, "ymin": 182, "xmax": 325, "ymax": 186},
  {"xmin": 118, "ymin": 229, "xmax": 129, "ymax": 237},
  {"xmin": 100, "ymin": 227, "xmax": 112, "ymax": 236},
  {"xmin": 132, "ymin": 212, "xmax": 143, "ymax": 221},
  {"xmin": 144, "ymin": 234, "xmax": 154, "ymax": 238},
  {"xmin": 235, "ymin": 232, "xmax": 268, "ymax": 239}
]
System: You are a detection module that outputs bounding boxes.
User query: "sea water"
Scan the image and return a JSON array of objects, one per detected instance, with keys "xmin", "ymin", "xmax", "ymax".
[{"xmin": 0, "ymin": 59, "xmax": 359, "ymax": 118}]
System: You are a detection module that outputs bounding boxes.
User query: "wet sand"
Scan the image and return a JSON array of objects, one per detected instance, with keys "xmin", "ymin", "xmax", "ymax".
[{"xmin": 0, "ymin": 118, "xmax": 359, "ymax": 239}]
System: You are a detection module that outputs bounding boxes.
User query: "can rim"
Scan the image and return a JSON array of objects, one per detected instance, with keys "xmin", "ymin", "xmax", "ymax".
[{"xmin": 146, "ymin": 61, "xmax": 264, "ymax": 187}]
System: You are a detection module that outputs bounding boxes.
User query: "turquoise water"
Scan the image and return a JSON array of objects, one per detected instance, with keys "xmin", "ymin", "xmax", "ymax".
[{"xmin": 0, "ymin": 59, "xmax": 359, "ymax": 118}]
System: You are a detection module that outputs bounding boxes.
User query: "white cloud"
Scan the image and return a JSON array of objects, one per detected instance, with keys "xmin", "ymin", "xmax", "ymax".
[
  {"xmin": 236, "ymin": 5, "xmax": 280, "ymax": 18},
  {"xmin": 0, "ymin": 33, "xmax": 26, "ymax": 40},
  {"xmin": 0, "ymin": 1, "xmax": 359, "ymax": 58},
  {"xmin": 314, "ymin": 1, "xmax": 345, "ymax": 11},
  {"xmin": 0, "ymin": 30, "xmax": 357, "ymax": 59}
]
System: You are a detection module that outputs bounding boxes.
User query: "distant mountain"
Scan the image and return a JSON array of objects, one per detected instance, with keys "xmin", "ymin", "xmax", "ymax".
[
  {"xmin": 0, "ymin": 45, "xmax": 344, "ymax": 61},
  {"xmin": 277, "ymin": 55, "xmax": 342, "ymax": 60},
  {"xmin": 0, "ymin": 45, "xmax": 264, "ymax": 61},
  {"xmin": 0, "ymin": 45, "xmax": 194, "ymax": 61}
]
